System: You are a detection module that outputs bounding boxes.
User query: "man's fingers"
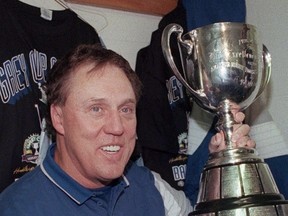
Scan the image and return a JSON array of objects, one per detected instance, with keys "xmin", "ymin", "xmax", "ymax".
[
  {"xmin": 209, "ymin": 118, "xmax": 256, "ymax": 153},
  {"xmin": 232, "ymin": 124, "xmax": 250, "ymax": 142},
  {"xmin": 209, "ymin": 132, "xmax": 226, "ymax": 152},
  {"xmin": 234, "ymin": 111, "xmax": 245, "ymax": 123}
]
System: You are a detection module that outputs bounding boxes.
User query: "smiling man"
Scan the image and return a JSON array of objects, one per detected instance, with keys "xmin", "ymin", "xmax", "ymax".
[
  {"xmin": 0, "ymin": 44, "xmax": 193, "ymax": 216},
  {"xmin": 50, "ymin": 60, "xmax": 138, "ymax": 189},
  {"xmin": 0, "ymin": 44, "xmax": 254, "ymax": 216}
]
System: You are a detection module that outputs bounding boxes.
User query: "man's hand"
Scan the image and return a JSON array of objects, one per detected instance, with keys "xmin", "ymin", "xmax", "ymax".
[{"xmin": 209, "ymin": 112, "xmax": 256, "ymax": 153}]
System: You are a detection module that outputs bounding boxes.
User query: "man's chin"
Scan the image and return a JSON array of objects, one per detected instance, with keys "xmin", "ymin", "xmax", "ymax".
[{"xmin": 103, "ymin": 165, "xmax": 125, "ymax": 179}]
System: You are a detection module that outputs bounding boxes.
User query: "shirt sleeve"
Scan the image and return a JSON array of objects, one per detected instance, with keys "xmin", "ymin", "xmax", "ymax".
[{"xmin": 152, "ymin": 171, "xmax": 193, "ymax": 216}]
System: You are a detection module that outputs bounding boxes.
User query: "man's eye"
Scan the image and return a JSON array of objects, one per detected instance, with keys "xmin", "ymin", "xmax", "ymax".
[
  {"xmin": 91, "ymin": 106, "xmax": 102, "ymax": 112},
  {"xmin": 121, "ymin": 107, "xmax": 134, "ymax": 113}
]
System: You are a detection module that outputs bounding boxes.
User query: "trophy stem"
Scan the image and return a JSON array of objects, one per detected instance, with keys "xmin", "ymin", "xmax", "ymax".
[{"xmin": 216, "ymin": 99, "xmax": 236, "ymax": 149}]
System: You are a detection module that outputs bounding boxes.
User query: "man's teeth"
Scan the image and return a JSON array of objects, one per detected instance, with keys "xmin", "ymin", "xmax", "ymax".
[{"xmin": 102, "ymin": 145, "xmax": 120, "ymax": 152}]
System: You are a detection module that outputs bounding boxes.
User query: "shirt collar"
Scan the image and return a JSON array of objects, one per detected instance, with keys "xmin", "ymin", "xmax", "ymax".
[{"xmin": 40, "ymin": 143, "xmax": 129, "ymax": 204}]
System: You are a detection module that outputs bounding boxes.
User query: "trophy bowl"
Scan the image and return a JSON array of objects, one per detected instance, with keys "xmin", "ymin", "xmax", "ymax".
[
  {"xmin": 161, "ymin": 22, "xmax": 271, "ymax": 148},
  {"xmin": 162, "ymin": 22, "xmax": 288, "ymax": 215}
]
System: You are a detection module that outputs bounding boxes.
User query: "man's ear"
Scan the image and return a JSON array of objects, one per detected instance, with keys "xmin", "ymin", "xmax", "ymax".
[{"xmin": 50, "ymin": 104, "xmax": 64, "ymax": 135}]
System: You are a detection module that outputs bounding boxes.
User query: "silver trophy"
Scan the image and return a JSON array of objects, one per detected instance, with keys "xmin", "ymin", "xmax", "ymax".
[{"xmin": 162, "ymin": 22, "xmax": 288, "ymax": 215}]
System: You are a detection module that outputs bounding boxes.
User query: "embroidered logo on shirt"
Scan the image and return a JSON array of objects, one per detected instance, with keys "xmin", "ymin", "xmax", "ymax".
[{"xmin": 22, "ymin": 133, "xmax": 40, "ymax": 164}]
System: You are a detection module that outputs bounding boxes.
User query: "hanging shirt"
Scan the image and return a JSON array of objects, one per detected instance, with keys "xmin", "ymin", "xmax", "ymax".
[
  {"xmin": 135, "ymin": 1, "xmax": 191, "ymax": 190},
  {"xmin": 0, "ymin": 0, "xmax": 101, "ymax": 192}
]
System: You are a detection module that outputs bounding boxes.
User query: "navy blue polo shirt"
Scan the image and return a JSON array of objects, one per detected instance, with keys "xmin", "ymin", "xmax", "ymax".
[{"xmin": 0, "ymin": 144, "xmax": 165, "ymax": 215}]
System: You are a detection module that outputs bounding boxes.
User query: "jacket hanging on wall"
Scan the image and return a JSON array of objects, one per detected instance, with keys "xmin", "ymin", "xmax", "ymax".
[
  {"xmin": 135, "ymin": 1, "xmax": 191, "ymax": 190},
  {"xmin": 183, "ymin": 0, "xmax": 288, "ymax": 204},
  {"xmin": 182, "ymin": 0, "xmax": 247, "ymax": 206}
]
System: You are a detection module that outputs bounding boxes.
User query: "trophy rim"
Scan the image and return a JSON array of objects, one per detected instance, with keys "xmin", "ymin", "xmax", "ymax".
[
  {"xmin": 205, "ymin": 147, "xmax": 263, "ymax": 169},
  {"xmin": 185, "ymin": 21, "xmax": 257, "ymax": 34}
]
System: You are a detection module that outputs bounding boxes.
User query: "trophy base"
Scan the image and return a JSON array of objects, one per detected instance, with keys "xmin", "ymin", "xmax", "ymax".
[
  {"xmin": 190, "ymin": 196, "xmax": 288, "ymax": 216},
  {"xmin": 190, "ymin": 148, "xmax": 288, "ymax": 216}
]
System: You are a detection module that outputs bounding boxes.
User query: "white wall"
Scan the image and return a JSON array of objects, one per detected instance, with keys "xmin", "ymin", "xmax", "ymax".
[
  {"xmin": 68, "ymin": 3, "xmax": 161, "ymax": 69},
  {"xmin": 246, "ymin": 0, "xmax": 288, "ymax": 143},
  {"xmin": 20, "ymin": 0, "xmax": 288, "ymax": 143}
]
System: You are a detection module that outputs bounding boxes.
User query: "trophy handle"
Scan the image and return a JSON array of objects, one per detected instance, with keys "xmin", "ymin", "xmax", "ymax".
[
  {"xmin": 161, "ymin": 23, "xmax": 206, "ymax": 102},
  {"xmin": 255, "ymin": 45, "xmax": 272, "ymax": 99}
]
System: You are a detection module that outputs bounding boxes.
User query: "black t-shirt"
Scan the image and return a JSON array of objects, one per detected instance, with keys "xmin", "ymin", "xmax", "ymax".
[
  {"xmin": 0, "ymin": 0, "xmax": 101, "ymax": 192},
  {"xmin": 135, "ymin": 2, "xmax": 190, "ymax": 190}
]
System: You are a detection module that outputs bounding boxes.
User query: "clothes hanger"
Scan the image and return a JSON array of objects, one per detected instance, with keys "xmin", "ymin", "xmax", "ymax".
[
  {"xmin": 17, "ymin": 0, "xmax": 108, "ymax": 32},
  {"xmin": 56, "ymin": 0, "xmax": 109, "ymax": 32},
  {"xmin": 18, "ymin": 0, "xmax": 66, "ymax": 10}
]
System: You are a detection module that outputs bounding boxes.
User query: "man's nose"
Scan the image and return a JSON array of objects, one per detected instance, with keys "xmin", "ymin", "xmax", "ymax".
[{"xmin": 104, "ymin": 111, "xmax": 125, "ymax": 135}]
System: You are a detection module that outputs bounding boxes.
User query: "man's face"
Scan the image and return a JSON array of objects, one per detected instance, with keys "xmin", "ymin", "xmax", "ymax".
[{"xmin": 51, "ymin": 63, "xmax": 137, "ymax": 188}]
